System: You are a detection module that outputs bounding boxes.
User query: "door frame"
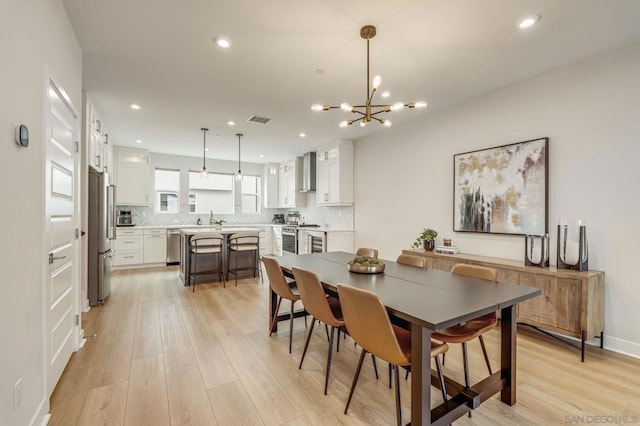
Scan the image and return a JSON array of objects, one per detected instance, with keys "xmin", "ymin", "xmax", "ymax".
[{"xmin": 42, "ymin": 70, "xmax": 84, "ymax": 399}]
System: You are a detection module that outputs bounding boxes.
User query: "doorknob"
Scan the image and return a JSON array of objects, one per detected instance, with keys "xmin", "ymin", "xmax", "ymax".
[{"xmin": 49, "ymin": 253, "xmax": 67, "ymax": 264}]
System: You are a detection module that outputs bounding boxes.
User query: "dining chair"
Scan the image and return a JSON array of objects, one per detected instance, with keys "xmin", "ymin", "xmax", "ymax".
[
  {"xmin": 337, "ymin": 284, "xmax": 448, "ymax": 426},
  {"xmin": 292, "ymin": 267, "xmax": 379, "ymax": 394},
  {"xmin": 262, "ymin": 256, "xmax": 304, "ymax": 353},
  {"xmin": 227, "ymin": 231, "xmax": 262, "ymax": 286},
  {"xmin": 432, "ymin": 263, "xmax": 498, "ymax": 390},
  {"xmin": 187, "ymin": 233, "xmax": 225, "ymax": 292},
  {"xmin": 355, "ymin": 247, "xmax": 379, "ymax": 258},
  {"xmin": 396, "ymin": 253, "xmax": 427, "ymax": 268}
]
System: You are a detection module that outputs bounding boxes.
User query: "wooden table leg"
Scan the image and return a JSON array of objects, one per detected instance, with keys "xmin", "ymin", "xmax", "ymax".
[
  {"xmin": 411, "ymin": 324, "xmax": 432, "ymax": 425},
  {"xmin": 500, "ymin": 305, "xmax": 516, "ymax": 405}
]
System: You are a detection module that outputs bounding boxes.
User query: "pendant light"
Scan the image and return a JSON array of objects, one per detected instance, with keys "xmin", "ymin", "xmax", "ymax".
[
  {"xmin": 236, "ymin": 133, "xmax": 243, "ymax": 181},
  {"xmin": 200, "ymin": 127, "xmax": 209, "ymax": 178}
]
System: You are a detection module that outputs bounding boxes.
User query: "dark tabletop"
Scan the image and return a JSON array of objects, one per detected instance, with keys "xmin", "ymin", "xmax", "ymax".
[{"xmin": 276, "ymin": 252, "xmax": 540, "ymax": 331}]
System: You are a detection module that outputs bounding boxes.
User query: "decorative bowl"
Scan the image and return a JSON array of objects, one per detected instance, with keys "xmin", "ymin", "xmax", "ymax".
[{"xmin": 347, "ymin": 263, "xmax": 385, "ymax": 274}]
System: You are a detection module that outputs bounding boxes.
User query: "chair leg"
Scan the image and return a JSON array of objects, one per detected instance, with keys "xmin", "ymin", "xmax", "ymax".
[
  {"xmin": 344, "ymin": 348, "xmax": 367, "ymax": 415},
  {"xmin": 289, "ymin": 299, "xmax": 295, "ymax": 354},
  {"xmin": 324, "ymin": 324, "xmax": 330, "ymax": 341},
  {"xmin": 462, "ymin": 342, "xmax": 472, "ymax": 418},
  {"xmin": 235, "ymin": 249, "xmax": 239, "ymax": 287},
  {"xmin": 435, "ymin": 355, "xmax": 447, "ymax": 402},
  {"xmin": 388, "ymin": 363, "xmax": 392, "ymax": 389},
  {"xmin": 394, "ymin": 365, "xmax": 402, "ymax": 426},
  {"xmin": 405, "ymin": 368, "xmax": 410, "ymax": 380},
  {"xmin": 269, "ymin": 297, "xmax": 282, "ymax": 337},
  {"xmin": 299, "ymin": 317, "xmax": 316, "ymax": 369},
  {"xmin": 371, "ymin": 355, "xmax": 379, "ymax": 380},
  {"xmin": 478, "ymin": 335, "xmax": 492, "ymax": 375},
  {"xmin": 324, "ymin": 326, "xmax": 336, "ymax": 395},
  {"xmin": 193, "ymin": 252, "xmax": 197, "ymax": 292},
  {"xmin": 336, "ymin": 328, "xmax": 341, "ymax": 352}
]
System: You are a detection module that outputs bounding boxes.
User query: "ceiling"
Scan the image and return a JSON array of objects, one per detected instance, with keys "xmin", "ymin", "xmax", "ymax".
[{"xmin": 62, "ymin": 0, "xmax": 640, "ymax": 164}]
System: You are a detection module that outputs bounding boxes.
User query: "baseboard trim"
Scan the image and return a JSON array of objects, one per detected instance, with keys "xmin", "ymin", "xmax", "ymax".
[
  {"xmin": 28, "ymin": 396, "xmax": 50, "ymax": 426},
  {"xmin": 82, "ymin": 298, "xmax": 90, "ymax": 312},
  {"xmin": 603, "ymin": 335, "xmax": 640, "ymax": 359}
]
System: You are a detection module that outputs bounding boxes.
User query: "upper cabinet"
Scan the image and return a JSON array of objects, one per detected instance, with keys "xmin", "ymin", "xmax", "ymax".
[
  {"xmin": 263, "ymin": 163, "xmax": 279, "ymax": 209},
  {"xmin": 316, "ymin": 140, "xmax": 353, "ymax": 206},
  {"xmin": 278, "ymin": 157, "xmax": 306, "ymax": 208},
  {"xmin": 84, "ymin": 93, "xmax": 111, "ymax": 174},
  {"xmin": 115, "ymin": 147, "xmax": 150, "ymax": 205}
]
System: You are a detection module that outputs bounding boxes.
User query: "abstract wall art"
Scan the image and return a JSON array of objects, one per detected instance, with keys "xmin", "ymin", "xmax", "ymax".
[{"xmin": 453, "ymin": 137, "xmax": 548, "ymax": 236}]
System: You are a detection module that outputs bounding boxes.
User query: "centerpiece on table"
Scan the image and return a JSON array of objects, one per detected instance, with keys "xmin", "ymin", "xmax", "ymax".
[{"xmin": 347, "ymin": 255, "xmax": 385, "ymax": 274}]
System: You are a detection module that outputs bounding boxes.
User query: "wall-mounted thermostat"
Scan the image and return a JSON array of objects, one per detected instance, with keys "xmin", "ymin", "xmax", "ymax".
[{"xmin": 15, "ymin": 124, "xmax": 29, "ymax": 147}]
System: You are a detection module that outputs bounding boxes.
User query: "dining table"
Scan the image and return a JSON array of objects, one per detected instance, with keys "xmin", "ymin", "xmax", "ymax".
[{"xmin": 271, "ymin": 251, "xmax": 541, "ymax": 426}]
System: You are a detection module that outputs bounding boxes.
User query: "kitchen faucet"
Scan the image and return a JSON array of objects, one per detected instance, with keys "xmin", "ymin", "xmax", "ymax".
[{"xmin": 210, "ymin": 210, "xmax": 214, "ymax": 225}]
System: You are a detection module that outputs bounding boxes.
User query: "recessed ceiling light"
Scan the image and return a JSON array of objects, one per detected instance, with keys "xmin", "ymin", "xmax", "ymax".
[
  {"xmin": 518, "ymin": 14, "xmax": 541, "ymax": 29},
  {"xmin": 135, "ymin": 139, "xmax": 142, "ymax": 144},
  {"xmin": 213, "ymin": 36, "xmax": 231, "ymax": 49},
  {"xmin": 215, "ymin": 134, "xmax": 221, "ymax": 138},
  {"xmin": 381, "ymin": 91, "xmax": 390, "ymax": 98},
  {"xmin": 299, "ymin": 133, "xmax": 306, "ymax": 138},
  {"xmin": 130, "ymin": 103, "xmax": 141, "ymax": 110},
  {"xmin": 227, "ymin": 121, "xmax": 235, "ymax": 126},
  {"xmin": 259, "ymin": 154, "xmax": 265, "ymax": 158}
]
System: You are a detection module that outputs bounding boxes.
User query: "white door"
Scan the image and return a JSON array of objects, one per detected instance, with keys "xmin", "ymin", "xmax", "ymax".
[{"xmin": 45, "ymin": 79, "xmax": 79, "ymax": 395}]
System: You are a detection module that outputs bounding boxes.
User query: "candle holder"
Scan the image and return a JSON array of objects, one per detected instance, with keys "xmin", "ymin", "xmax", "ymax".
[
  {"xmin": 557, "ymin": 223, "xmax": 588, "ymax": 271},
  {"xmin": 524, "ymin": 234, "xmax": 549, "ymax": 268}
]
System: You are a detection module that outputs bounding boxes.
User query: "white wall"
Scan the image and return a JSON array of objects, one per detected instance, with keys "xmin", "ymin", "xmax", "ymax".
[
  {"xmin": 0, "ymin": 0, "xmax": 82, "ymax": 424},
  {"xmin": 354, "ymin": 42, "xmax": 640, "ymax": 357}
]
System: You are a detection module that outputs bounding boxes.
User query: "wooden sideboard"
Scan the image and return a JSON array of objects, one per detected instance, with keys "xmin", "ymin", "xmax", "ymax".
[{"xmin": 402, "ymin": 249, "xmax": 605, "ymax": 361}]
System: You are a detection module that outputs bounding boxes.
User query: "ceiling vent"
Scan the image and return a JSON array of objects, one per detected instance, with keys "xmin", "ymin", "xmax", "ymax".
[{"xmin": 246, "ymin": 115, "xmax": 272, "ymax": 125}]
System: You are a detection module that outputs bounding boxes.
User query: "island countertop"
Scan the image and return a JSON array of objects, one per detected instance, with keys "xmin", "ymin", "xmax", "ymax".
[{"xmin": 178, "ymin": 227, "xmax": 263, "ymax": 235}]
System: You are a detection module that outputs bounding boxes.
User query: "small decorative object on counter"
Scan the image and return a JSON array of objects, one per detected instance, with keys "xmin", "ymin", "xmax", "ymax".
[
  {"xmin": 347, "ymin": 255, "xmax": 385, "ymax": 274},
  {"xmin": 412, "ymin": 228, "xmax": 438, "ymax": 251},
  {"xmin": 443, "ymin": 238, "xmax": 452, "ymax": 247},
  {"xmin": 436, "ymin": 245, "xmax": 458, "ymax": 254},
  {"xmin": 557, "ymin": 220, "xmax": 588, "ymax": 271},
  {"xmin": 212, "ymin": 219, "xmax": 226, "ymax": 230},
  {"xmin": 524, "ymin": 234, "xmax": 549, "ymax": 268}
]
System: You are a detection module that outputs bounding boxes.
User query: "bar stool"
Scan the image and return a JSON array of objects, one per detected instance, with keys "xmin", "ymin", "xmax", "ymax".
[
  {"xmin": 227, "ymin": 231, "xmax": 262, "ymax": 286},
  {"xmin": 188, "ymin": 233, "xmax": 224, "ymax": 292}
]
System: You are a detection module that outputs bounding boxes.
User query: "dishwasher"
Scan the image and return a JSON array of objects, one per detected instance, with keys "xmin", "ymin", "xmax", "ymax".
[{"xmin": 166, "ymin": 229, "xmax": 181, "ymax": 265}]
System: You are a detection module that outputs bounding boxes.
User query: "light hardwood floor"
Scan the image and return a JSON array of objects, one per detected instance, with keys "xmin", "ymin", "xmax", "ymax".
[{"xmin": 50, "ymin": 266, "xmax": 640, "ymax": 425}]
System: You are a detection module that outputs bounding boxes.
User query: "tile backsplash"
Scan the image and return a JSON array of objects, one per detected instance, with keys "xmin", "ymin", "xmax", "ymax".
[{"xmin": 119, "ymin": 193, "xmax": 354, "ymax": 229}]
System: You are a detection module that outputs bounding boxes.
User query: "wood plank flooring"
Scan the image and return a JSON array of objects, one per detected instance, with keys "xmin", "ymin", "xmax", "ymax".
[{"xmin": 50, "ymin": 266, "xmax": 640, "ymax": 425}]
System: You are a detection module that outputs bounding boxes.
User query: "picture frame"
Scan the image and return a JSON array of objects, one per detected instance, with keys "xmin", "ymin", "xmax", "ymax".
[{"xmin": 453, "ymin": 137, "xmax": 548, "ymax": 236}]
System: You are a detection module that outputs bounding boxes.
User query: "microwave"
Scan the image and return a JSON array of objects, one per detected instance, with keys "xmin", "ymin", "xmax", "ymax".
[{"xmin": 116, "ymin": 209, "xmax": 135, "ymax": 226}]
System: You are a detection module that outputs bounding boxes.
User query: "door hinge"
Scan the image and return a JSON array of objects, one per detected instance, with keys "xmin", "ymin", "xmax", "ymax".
[
  {"xmin": 75, "ymin": 228, "xmax": 80, "ymax": 239},
  {"xmin": 74, "ymin": 141, "xmax": 79, "ymax": 153},
  {"xmin": 74, "ymin": 314, "xmax": 79, "ymax": 326}
]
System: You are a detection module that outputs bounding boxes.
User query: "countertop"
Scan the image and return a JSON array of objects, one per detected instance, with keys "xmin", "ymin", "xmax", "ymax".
[{"xmin": 116, "ymin": 224, "xmax": 354, "ymax": 232}]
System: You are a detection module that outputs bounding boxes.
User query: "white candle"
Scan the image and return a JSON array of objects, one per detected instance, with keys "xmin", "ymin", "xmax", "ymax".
[{"xmin": 565, "ymin": 242, "xmax": 579, "ymax": 265}]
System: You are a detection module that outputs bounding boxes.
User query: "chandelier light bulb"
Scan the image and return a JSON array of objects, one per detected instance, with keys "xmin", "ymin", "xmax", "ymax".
[
  {"xmin": 311, "ymin": 104, "xmax": 326, "ymax": 112},
  {"xmin": 359, "ymin": 121, "xmax": 367, "ymax": 128},
  {"xmin": 339, "ymin": 120, "xmax": 351, "ymax": 128},
  {"xmin": 518, "ymin": 15, "xmax": 541, "ymax": 29},
  {"xmin": 340, "ymin": 102, "xmax": 353, "ymax": 112},
  {"xmin": 372, "ymin": 75, "xmax": 382, "ymax": 89},
  {"xmin": 201, "ymin": 167, "xmax": 208, "ymax": 178},
  {"xmin": 236, "ymin": 171, "xmax": 243, "ymax": 181},
  {"xmin": 414, "ymin": 100, "xmax": 428, "ymax": 108},
  {"xmin": 390, "ymin": 102, "xmax": 405, "ymax": 111},
  {"xmin": 383, "ymin": 119, "xmax": 392, "ymax": 127}
]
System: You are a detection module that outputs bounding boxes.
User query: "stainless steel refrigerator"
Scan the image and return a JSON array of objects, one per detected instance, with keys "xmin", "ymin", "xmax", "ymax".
[{"xmin": 88, "ymin": 167, "xmax": 116, "ymax": 306}]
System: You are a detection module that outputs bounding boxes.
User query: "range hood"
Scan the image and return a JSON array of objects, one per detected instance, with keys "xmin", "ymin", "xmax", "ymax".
[{"xmin": 299, "ymin": 151, "xmax": 316, "ymax": 192}]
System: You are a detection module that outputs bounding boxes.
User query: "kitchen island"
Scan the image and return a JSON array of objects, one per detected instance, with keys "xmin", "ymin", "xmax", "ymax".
[{"xmin": 179, "ymin": 227, "xmax": 264, "ymax": 285}]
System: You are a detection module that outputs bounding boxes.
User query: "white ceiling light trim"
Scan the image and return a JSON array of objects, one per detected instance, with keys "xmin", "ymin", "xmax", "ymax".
[
  {"xmin": 213, "ymin": 36, "xmax": 232, "ymax": 48},
  {"xmin": 518, "ymin": 14, "xmax": 541, "ymax": 29}
]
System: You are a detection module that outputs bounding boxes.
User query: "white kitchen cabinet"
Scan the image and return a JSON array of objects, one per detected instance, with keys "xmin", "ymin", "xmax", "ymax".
[
  {"xmin": 272, "ymin": 226, "xmax": 283, "ymax": 256},
  {"xmin": 84, "ymin": 93, "xmax": 110, "ymax": 173},
  {"xmin": 316, "ymin": 140, "xmax": 353, "ymax": 206},
  {"xmin": 326, "ymin": 231, "xmax": 354, "ymax": 252},
  {"xmin": 143, "ymin": 229, "xmax": 167, "ymax": 263},
  {"xmin": 259, "ymin": 226, "xmax": 273, "ymax": 255},
  {"xmin": 115, "ymin": 148, "xmax": 149, "ymax": 205},
  {"xmin": 262, "ymin": 163, "xmax": 279, "ymax": 209},
  {"xmin": 297, "ymin": 229, "xmax": 308, "ymax": 254},
  {"xmin": 113, "ymin": 228, "xmax": 144, "ymax": 266},
  {"xmin": 278, "ymin": 158, "xmax": 306, "ymax": 208}
]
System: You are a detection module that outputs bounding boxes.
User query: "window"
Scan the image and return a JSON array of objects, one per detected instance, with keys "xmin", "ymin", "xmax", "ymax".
[
  {"xmin": 155, "ymin": 169, "xmax": 180, "ymax": 213},
  {"xmin": 241, "ymin": 175, "xmax": 261, "ymax": 214},
  {"xmin": 188, "ymin": 171, "xmax": 234, "ymax": 214}
]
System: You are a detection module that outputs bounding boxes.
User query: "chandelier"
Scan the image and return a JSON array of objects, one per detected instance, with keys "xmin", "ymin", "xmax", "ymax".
[
  {"xmin": 311, "ymin": 25, "xmax": 427, "ymax": 128},
  {"xmin": 200, "ymin": 127, "xmax": 209, "ymax": 178}
]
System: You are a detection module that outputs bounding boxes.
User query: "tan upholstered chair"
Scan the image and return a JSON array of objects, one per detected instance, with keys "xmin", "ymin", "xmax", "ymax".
[
  {"xmin": 227, "ymin": 231, "xmax": 262, "ymax": 286},
  {"xmin": 263, "ymin": 256, "xmax": 303, "ymax": 353},
  {"xmin": 355, "ymin": 247, "xmax": 379, "ymax": 258},
  {"xmin": 432, "ymin": 263, "xmax": 498, "ymax": 389},
  {"xmin": 292, "ymin": 267, "xmax": 350, "ymax": 394},
  {"xmin": 187, "ymin": 233, "xmax": 225, "ymax": 292},
  {"xmin": 337, "ymin": 284, "xmax": 448, "ymax": 426},
  {"xmin": 396, "ymin": 253, "xmax": 427, "ymax": 268}
]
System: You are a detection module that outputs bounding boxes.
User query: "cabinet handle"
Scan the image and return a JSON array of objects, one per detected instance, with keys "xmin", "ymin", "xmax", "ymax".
[
  {"xmin": 124, "ymin": 241, "xmax": 134, "ymax": 244},
  {"xmin": 324, "ymin": 193, "xmax": 329, "ymax": 201},
  {"xmin": 124, "ymin": 256, "xmax": 134, "ymax": 259}
]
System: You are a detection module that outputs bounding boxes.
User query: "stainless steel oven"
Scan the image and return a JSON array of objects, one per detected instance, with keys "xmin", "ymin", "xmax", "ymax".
[{"xmin": 282, "ymin": 226, "xmax": 298, "ymax": 254}]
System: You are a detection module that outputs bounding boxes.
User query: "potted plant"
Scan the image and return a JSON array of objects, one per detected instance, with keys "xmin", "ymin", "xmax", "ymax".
[
  {"xmin": 212, "ymin": 219, "xmax": 226, "ymax": 230},
  {"xmin": 412, "ymin": 228, "xmax": 438, "ymax": 251}
]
